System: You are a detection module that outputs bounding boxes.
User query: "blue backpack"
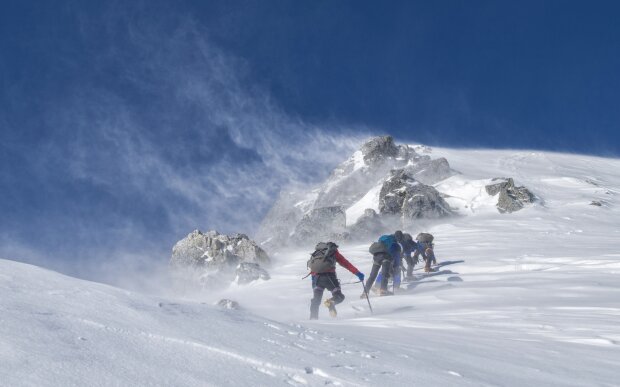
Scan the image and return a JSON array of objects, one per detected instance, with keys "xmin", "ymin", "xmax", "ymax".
[{"xmin": 379, "ymin": 234, "xmax": 397, "ymax": 250}]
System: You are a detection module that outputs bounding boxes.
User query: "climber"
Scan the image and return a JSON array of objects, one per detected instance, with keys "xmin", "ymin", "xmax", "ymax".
[
  {"xmin": 307, "ymin": 242, "xmax": 364, "ymax": 319},
  {"xmin": 414, "ymin": 232, "xmax": 437, "ymax": 272},
  {"xmin": 401, "ymin": 233, "xmax": 419, "ymax": 279},
  {"xmin": 364, "ymin": 231, "xmax": 403, "ymax": 296}
]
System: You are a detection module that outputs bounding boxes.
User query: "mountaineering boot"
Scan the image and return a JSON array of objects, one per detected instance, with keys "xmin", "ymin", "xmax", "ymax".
[
  {"xmin": 379, "ymin": 289, "xmax": 393, "ymax": 296},
  {"xmin": 324, "ymin": 298, "xmax": 337, "ymax": 317}
]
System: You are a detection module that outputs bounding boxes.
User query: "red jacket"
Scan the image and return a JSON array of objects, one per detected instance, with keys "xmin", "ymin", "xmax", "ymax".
[{"xmin": 311, "ymin": 250, "xmax": 360, "ymax": 275}]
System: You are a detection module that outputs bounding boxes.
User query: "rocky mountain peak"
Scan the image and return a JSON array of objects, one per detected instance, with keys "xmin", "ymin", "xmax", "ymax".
[{"xmin": 360, "ymin": 135, "xmax": 400, "ymax": 163}]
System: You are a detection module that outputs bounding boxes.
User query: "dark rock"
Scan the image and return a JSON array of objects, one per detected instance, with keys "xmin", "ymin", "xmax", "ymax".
[
  {"xmin": 379, "ymin": 169, "xmax": 452, "ymax": 219},
  {"xmin": 361, "ymin": 135, "xmax": 399, "ymax": 163},
  {"xmin": 235, "ymin": 262, "xmax": 270, "ymax": 284},
  {"xmin": 485, "ymin": 178, "xmax": 511, "ymax": 196},
  {"xmin": 486, "ymin": 178, "xmax": 535, "ymax": 213},
  {"xmin": 590, "ymin": 201, "xmax": 603, "ymax": 207}
]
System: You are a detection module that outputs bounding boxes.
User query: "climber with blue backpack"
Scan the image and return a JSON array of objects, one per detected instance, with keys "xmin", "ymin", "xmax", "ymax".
[{"xmin": 362, "ymin": 231, "xmax": 403, "ymax": 297}]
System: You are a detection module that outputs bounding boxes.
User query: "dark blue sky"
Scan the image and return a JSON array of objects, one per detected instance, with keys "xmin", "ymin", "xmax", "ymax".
[
  {"xmin": 198, "ymin": 0, "xmax": 620, "ymax": 153},
  {"xmin": 1, "ymin": 0, "xmax": 619, "ymax": 281}
]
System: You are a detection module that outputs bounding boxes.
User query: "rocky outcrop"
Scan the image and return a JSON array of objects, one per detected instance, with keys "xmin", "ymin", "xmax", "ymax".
[
  {"xmin": 235, "ymin": 262, "xmax": 270, "ymax": 284},
  {"xmin": 485, "ymin": 178, "xmax": 535, "ymax": 213},
  {"xmin": 291, "ymin": 206, "xmax": 347, "ymax": 245},
  {"xmin": 360, "ymin": 135, "xmax": 399, "ymax": 163},
  {"xmin": 404, "ymin": 157, "xmax": 454, "ymax": 185},
  {"xmin": 255, "ymin": 136, "xmax": 457, "ymax": 250},
  {"xmin": 170, "ymin": 230, "xmax": 270, "ymax": 289},
  {"xmin": 379, "ymin": 169, "xmax": 452, "ymax": 219},
  {"xmin": 347, "ymin": 209, "xmax": 384, "ymax": 239}
]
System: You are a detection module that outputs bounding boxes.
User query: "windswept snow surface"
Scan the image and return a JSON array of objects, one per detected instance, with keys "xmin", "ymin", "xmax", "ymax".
[{"xmin": 3, "ymin": 148, "xmax": 620, "ymax": 386}]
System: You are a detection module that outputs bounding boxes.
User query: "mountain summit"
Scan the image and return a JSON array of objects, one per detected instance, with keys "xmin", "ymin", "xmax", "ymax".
[{"xmin": 256, "ymin": 136, "xmax": 465, "ymax": 248}]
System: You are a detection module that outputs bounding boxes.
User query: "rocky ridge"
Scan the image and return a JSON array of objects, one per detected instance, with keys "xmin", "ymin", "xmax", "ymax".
[{"xmin": 256, "ymin": 136, "xmax": 458, "ymax": 248}]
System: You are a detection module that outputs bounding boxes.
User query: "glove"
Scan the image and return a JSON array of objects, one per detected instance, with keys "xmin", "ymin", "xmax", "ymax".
[{"xmin": 356, "ymin": 272, "xmax": 365, "ymax": 282}]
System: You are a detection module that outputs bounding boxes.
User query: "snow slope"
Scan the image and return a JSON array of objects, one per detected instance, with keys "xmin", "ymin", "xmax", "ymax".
[{"xmin": 3, "ymin": 147, "xmax": 620, "ymax": 386}]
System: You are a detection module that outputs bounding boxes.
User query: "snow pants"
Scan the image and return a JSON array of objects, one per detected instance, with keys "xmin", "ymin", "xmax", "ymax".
[
  {"xmin": 414, "ymin": 242, "xmax": 436, "ymax": 271},
  {"xmin": 310, "ymin": 272, "xmax": 344, "ymax": 319},
  {"xmin": 404, "ymin": 254, "xmax": 419, "ymax": 277},
  {"xmin": 364, "ymin": 253, "xmax": 391, "ymax": 293},
  {"xmin": 375, "ymin": 256, "xmax": 401, "ymax": 289}
]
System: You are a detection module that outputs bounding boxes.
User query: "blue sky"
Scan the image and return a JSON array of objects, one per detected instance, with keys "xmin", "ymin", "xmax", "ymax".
[{"xmin": 1, "ymin": 1, "xmax": 619, "ymax": 282}]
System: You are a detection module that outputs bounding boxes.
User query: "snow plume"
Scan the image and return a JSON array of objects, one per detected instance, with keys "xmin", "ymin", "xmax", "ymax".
[{"xmin": 1, "ymin": 8, "xmax": 367, "ymax": 290}]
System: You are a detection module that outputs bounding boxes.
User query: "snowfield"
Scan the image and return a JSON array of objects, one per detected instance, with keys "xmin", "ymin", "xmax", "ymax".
[{"xmin": 2, "ymin": 147, "xmax": 620, "ymax": 386}]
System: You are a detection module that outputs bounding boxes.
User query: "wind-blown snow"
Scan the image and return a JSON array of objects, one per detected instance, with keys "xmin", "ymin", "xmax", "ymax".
[
  {"xmin": 345, "ymin": 183, "xmax": 382, "ymax": 225},
  {"xmin": 435, "ymin": 176, "xmax": 498, "ymax": 215},
  {"xmin": 3, "ymin": 147, "xmax": 620, "ymax": 386},
  {"xmin": 351, "ymin": 150, "xmax": 365, "ymax": 172}
]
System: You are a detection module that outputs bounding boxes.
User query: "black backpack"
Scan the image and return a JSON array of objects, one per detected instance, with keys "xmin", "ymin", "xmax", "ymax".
[{"xmin": 307, "ymin": 242, "xmax": 338, "ymax": 273}]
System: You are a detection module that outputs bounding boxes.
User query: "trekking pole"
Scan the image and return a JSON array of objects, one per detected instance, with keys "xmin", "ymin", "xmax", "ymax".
[{"xmin": 360, "ymin": 281, "xmax": 373, "ymax": 315}]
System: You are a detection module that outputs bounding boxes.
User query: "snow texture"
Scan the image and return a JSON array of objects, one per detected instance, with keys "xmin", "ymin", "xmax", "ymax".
[{"xmin": 2, "ymin": 146, "xmax": 620, "ymax": 386}]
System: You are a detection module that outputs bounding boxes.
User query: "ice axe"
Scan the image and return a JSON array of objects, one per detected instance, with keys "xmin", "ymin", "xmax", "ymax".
[{"xmin": 360, "ymin": 281, "xmax": 373, "ymax": 315}]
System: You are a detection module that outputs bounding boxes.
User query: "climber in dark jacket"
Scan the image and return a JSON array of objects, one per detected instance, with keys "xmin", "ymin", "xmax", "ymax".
[
  {"xmin": 364, "ymin": 231, "xmax": 402, "ymax": 296},
  {"xmin": 402, "ymin": 233, "xmax": 420, "ymax": 278},
  {"xmin": 308, "ymin": 242, "xmax": 364, "ymax": 320}
]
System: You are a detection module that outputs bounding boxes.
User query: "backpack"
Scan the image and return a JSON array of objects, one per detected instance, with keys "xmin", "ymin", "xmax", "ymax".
[
  {"xmin": 307, "ymin": 242, "xmax": 338, "ymax": 273},
  {"xmin": 416, "ymin": 233, "xmax": 434, "ymax": 243},
  {"xmin": 369, "ymin": 241, "xmax": 388, "ymax": 255},
  {"xmin": 401, "ymin": 233, "xmax": 416, "ymax": 253},
  {"xmin": 379, "ymin": 234, "xmax": 397, "ymax": 250}
]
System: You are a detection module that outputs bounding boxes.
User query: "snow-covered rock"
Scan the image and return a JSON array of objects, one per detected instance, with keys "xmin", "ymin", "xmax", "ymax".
[
  {"xmin": 404, "ymin": 156, "xmax": 454, "ymax": 185},
  {"xmin": 291, "ymin": 206, "xmax": 348, "ymax": 245},
  {"xmin": 171, "ymin": 230, "xmax": 270, "ymax": 288},
  {"xmin": 485, "ymin": 177, "xmax": 535, "ymax": 213},
  {"xmin": 360, "ymin": 135, "xmax": 400, "ymax": 163},
  {"xmin": 256, "ymin": 136, "xmax": 457, "ymax": 248},
  {"xmin": 379, "ymin": 169, "xmax": 453, "ymax": 219}
]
